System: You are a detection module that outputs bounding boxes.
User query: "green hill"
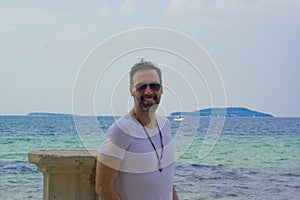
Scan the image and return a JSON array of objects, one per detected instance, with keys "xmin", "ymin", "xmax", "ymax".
[{"xmin": 170, "ymin": 107, "xmax": 273, "ymax": 117}]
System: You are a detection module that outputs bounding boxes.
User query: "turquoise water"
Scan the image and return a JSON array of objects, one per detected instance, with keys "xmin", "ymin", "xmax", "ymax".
[{"xmin": 0, "ymin": 116, "xmax": 299, "ymax": 199}]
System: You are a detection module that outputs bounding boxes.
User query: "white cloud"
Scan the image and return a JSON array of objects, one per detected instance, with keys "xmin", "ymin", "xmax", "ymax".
[
  {"xmin": 119, "ymin": 0, "xmax": 136, "ymax": 13},
  {"xmin": 165, "ymin": 0, "xmax": 300, "ymax": 17},
  {"xmin": 0, "ymin": 25, "xmax": 15, "ymax": 33}
]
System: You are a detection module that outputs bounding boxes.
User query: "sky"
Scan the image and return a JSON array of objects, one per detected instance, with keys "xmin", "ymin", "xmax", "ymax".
[{"xmin": 1, "ymin": 0, "xmax": 299, "ymax": 117}]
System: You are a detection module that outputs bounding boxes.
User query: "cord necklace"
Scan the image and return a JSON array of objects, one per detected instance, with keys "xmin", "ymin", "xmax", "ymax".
[{"xmin": 132, "ymin": 109, "xmax": 164, "ymax": 172}]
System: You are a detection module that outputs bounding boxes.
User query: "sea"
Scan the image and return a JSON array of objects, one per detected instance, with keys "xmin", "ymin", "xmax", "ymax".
[{"xmin": 0, "ymin": 115, "xmax": 299, "ymax": 200}]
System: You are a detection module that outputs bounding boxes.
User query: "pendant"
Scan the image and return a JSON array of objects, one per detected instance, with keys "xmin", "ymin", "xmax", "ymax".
[{"xmin": 158, "ymin": 160, "xmax": 162, "ymax": 172}]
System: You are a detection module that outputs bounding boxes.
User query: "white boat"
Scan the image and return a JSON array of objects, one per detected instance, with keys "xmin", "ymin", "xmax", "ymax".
[{"xmin": 173, "ymin": 116, "xmax": 184, "ymax": 121}]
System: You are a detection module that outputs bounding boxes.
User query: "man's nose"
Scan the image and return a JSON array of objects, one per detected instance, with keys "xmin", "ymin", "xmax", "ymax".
[{"xmin": 144, "ymin": 84, "xmax": 154, "ymax": 94}]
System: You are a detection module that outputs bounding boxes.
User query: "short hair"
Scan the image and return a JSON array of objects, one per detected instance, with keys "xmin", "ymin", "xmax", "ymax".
[{"xmin": 129, "ymin": 59, "xmax": 162, "ymax": 85}]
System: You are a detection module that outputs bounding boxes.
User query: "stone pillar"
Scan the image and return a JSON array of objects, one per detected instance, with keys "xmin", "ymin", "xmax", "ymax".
[{"xmin": 28, "ymin": 150, "xmax": 98, "ymax": 200}]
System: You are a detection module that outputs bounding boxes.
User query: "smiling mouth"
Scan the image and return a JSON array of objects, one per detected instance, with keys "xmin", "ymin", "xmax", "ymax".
[
  {"xmin": 136, "ymin": 95, "xmax": 160, "ymax": 112},
  {"xmin": 142, "ymin": 95, "xmax": 156, "ymax": 104},
  {"xmin": 143, "ymin": 97, "xmax": 154, "ymax": 102}
]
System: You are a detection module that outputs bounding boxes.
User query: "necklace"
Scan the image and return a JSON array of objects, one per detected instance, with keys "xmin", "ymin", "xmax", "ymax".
[{"xmin": 132, "ymin": 110, "xmax": 164, "ymax": 172}]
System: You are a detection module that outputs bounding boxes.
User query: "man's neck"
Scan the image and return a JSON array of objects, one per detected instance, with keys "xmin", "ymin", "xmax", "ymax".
[{"xmin": 131, "ymin": 107, "xmax": 157, "ymax": 128}]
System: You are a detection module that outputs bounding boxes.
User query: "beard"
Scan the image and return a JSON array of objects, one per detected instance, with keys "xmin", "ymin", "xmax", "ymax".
[{"xmin": 134, "ymin": 94, "xmax": 161, "ymax": 113}]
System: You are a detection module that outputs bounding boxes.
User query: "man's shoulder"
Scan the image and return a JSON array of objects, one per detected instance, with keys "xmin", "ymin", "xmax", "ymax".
[
  {"xmin": 156, "ymin": 115, "xmax": 171, "ymax": 128},
  {"xmin": 106, "ymin": 113, "xmax": 138, "ymax": 137}
]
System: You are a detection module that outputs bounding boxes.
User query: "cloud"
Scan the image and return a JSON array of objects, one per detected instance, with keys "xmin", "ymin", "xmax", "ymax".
[
  {"xmin": 0, "ymin": 25, "xmax": 15, "ymax": 33},
  {"xmin": 119, "ymin": 0, "xmax": 136, "ymax": 13},
  {"xmin": 165, "ymin": 0, "xmax": 300, "ymax": 18}
]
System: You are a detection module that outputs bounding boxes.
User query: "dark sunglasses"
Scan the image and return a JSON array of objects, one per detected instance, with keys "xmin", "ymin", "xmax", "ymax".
[{"xmin": 134, "ymin": 82, "xmax": 161, "ymax": 92}]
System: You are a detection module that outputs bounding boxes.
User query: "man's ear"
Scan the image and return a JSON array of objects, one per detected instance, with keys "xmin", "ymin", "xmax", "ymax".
[{"xmin": 130, "ymin": 85, "xmax": 134, "ymax": 96}]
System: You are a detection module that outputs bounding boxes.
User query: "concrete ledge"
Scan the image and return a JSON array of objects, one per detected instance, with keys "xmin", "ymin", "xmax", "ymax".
[{"xmin": 28, "ymin": 150, "xmax": 98, "ymax": 200}]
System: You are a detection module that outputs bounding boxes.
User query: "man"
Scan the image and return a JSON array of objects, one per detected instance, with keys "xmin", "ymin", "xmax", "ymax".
[{"xmin": 95, "ymin": 60, "xmax": 179, "ymax": 200}]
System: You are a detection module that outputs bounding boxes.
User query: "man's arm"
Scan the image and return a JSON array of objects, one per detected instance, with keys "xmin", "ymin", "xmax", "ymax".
[
  {"xmin": 95, "ymin": 153, "xmax": 122, "ymax": 200},
  {"xmin": 173, "ymin": 185, "xmax": 179, "ymax": 200}
]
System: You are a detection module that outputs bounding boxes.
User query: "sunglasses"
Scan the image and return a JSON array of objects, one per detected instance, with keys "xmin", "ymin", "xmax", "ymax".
[{"xmin": 134, "ymin": 82, "xmax": 161, "ymax": 92}]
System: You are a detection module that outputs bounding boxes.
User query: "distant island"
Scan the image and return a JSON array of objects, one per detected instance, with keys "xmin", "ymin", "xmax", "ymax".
[
  {"xmin": 27, "ymin": 112, "xmax": 73, "ymax": 117},
  {"xmin": 27, "ymin": 107, "xmax": 273, "ymax": 117},
  {"xmin": 170, "ymin": 107, "xmax": 273, "ymax": 117}
]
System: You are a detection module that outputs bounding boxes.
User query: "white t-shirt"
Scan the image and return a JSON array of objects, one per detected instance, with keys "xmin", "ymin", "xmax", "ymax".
[{"xmin": 99, "ymin": 113, "xmax": 175, "ymax": 200}]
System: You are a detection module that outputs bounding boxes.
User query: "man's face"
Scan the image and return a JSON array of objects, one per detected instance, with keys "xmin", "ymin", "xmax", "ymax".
[{"xmin": 130, "ymin": 69, "xmax": 163, "ymax": 112}]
